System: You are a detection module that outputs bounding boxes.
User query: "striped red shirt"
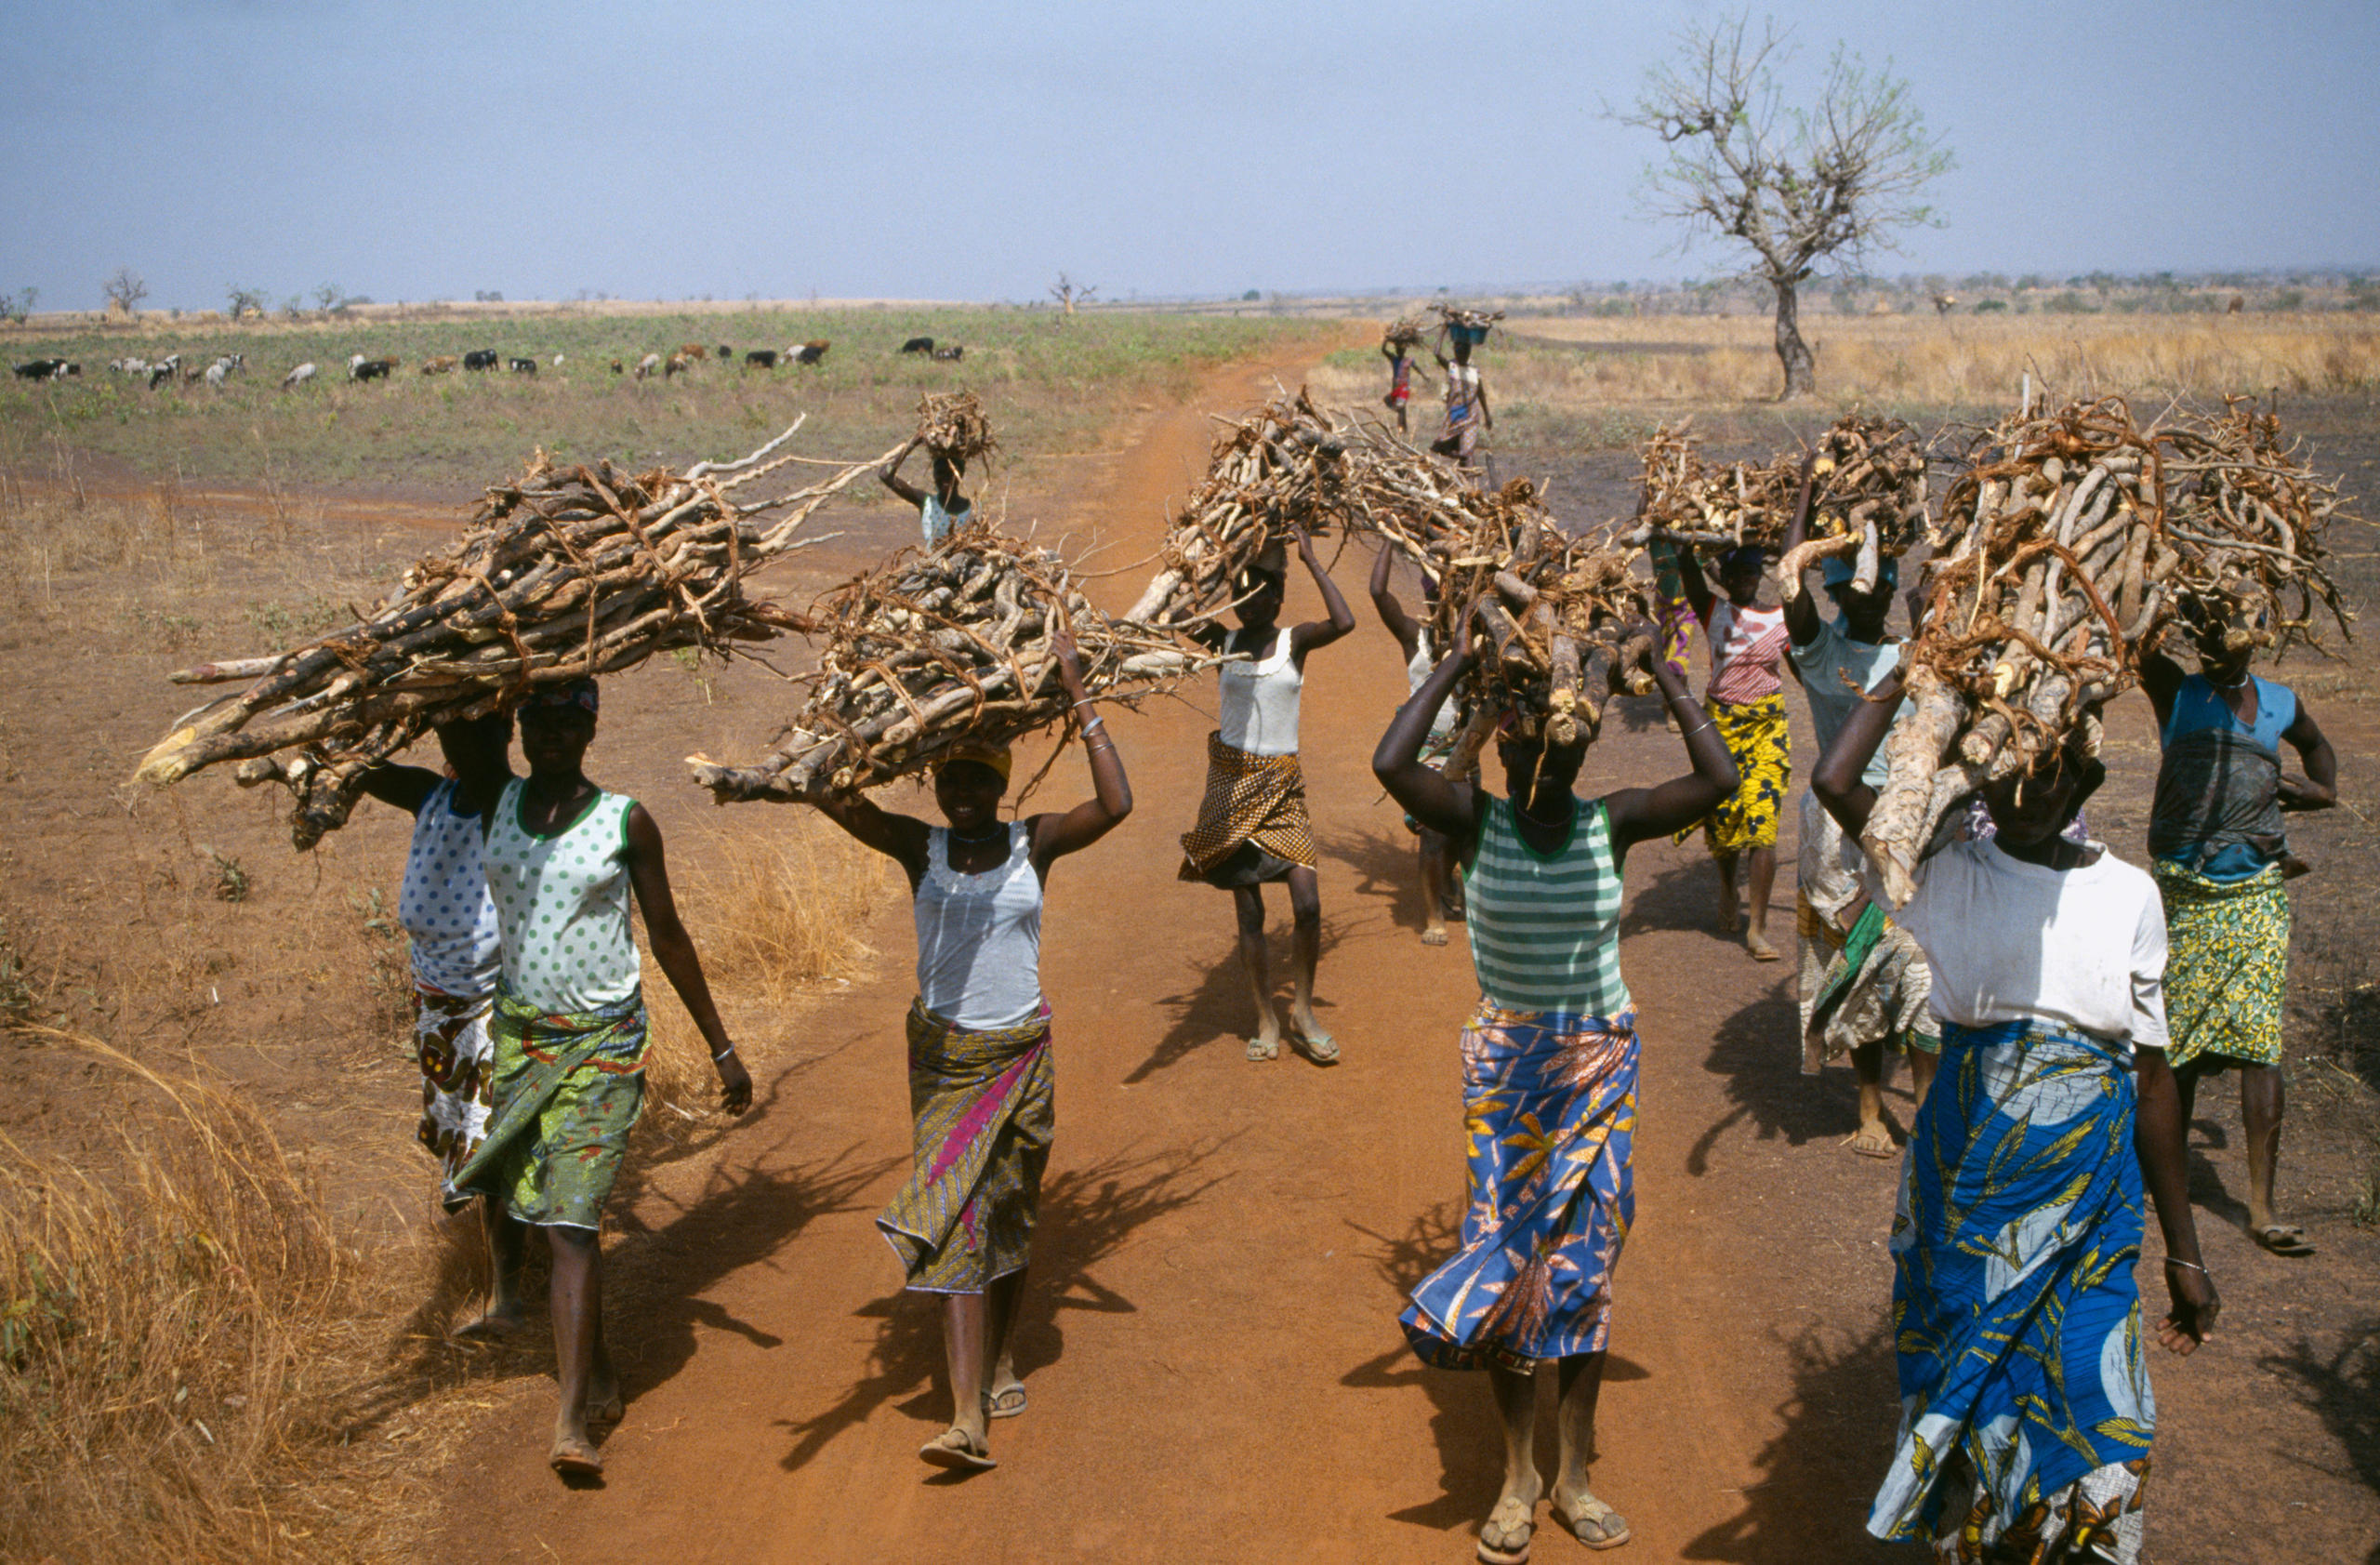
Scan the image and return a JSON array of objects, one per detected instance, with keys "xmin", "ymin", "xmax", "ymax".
[{"xmin": 1704, "ymin": 601, "xmax": 1789, "ymax": 704}]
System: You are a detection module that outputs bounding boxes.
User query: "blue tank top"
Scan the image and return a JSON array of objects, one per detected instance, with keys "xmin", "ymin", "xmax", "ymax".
[{"xmin": 2149, "ymin": 674, "xmax": 2296, "ymax": 881}]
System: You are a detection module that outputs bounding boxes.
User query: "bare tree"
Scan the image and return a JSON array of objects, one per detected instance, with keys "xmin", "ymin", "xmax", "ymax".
[
  {"xmin": 1620, "ymin": 13, "xmax": 1951, "ymax": 398},
  {"xmin": 313, "ymin": 282, "xmax": 344, "ymax": 316},
  {"xmin": 102, "ymin": 267, "xmax": 148, "ymax": 317},
  {"xmin": 225, "ymin": 285, "xmax": 268, "ymax": 322},
  {"xmin": 1049, "ymin": 272, "xmax": 1098, "ymax": 315},
  {"xmin": 1, "ymin": 287, "xmax": 33, "ymax": 325}
]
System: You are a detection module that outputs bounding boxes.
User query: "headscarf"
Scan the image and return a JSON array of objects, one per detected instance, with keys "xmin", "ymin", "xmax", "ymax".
[
  {"xmin": 525, "ymin": 678, "xmax": 599, "ymax": 716},
  {"xmin": 939, "ymin": 742, "xmax": 1012, "ymax": 784}
]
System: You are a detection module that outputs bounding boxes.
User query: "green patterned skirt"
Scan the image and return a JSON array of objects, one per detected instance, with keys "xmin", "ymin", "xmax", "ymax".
[
  {"xmin": 878, "ymin": 1000, "xmax": 1054, "ymax": 1293},
  {"xmin": 445, "ymin": 988, "xmax": 648, "ymax": 1230},
  {"xmin": 2154, "ymin": 860, "xmax": 2289, "ymax": 1071}
]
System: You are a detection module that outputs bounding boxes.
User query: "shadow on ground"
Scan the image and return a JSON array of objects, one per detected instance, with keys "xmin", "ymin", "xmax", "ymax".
[
  {"xmin": 1124, "ymin": 908, "xmax": 1356, "ymax": 1082},
  {"xmin": 2261, "ymin": 1318, "xmax": 2380, "ymax": 1565}
]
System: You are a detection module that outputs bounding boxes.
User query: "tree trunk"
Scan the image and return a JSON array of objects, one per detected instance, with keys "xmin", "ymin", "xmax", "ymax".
[{"xmin": 1771, "ymin": 277, "xmax": 1816, "ymax": 400}]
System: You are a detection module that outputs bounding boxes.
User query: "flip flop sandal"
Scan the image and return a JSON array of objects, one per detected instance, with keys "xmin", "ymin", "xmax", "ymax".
[
  {"xmin": 1246, "ymin": 1037, "xmax": 1279, "ymax": 1063},
  {"xmin": 984, "ymin": 1385, "xmax": 1028, "ymax": 1420},
  {"xmin": 1476, "ymin": 1493, "xmax": 1535, "ymax": 1564},
  {"xmin": 549, "ymin": 1433, "xmax": 603, "ymax": 1479},
  {"xmin": 919, "ymin": 1426, "xmax": 997, "ymax": 1472},
  {"xmin": 589, "ymin": 1392, "xmax": 626, "ymax": 1425},
  {"xmin": 2254, "ymin": 1224, "xmax": 2316, "ymax": 1256},
  {"xmin": 1289, "ymin": 1024, "xmax": 1341, "ymax": 1066},
  {"xmin": 1552, "ymin": 1492, "xmax": 1632, "ymax": 1551}
]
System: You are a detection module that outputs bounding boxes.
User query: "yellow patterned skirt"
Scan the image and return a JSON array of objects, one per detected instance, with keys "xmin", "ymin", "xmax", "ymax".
[
  {"xmin": 2154, "ymin": 860, "xmax": 2290, "ymax": 1070},
  {"xmin": 1675, "ymin": 694, "xmax": 1789, "ymax": 855}
]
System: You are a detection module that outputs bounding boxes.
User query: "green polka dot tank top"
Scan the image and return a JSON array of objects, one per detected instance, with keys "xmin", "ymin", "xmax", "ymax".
[{"xmin": 483, "ymin": 778, "xmax": 641, "ymax": 1012}]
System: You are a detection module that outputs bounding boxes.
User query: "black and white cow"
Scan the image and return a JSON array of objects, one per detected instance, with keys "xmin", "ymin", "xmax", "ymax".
[{"xmin": 508, "ymin": 357, "xmax": 537, "ymax": 375}]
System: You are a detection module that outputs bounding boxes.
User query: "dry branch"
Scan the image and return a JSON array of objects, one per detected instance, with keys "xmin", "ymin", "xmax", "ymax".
[
  {"xmin": 1625, "ymin": 415, "xmax": 1933, "ymax": 581},
  {"xmin": 136, "ymin": 418, "xmax": 888, "ymax": 847},
  {"xmin": 916, "ymin": 391, "xmax": 998, "ymax": 465}
]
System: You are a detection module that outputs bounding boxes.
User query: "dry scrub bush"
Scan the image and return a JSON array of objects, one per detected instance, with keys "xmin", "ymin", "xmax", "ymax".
[
  {"xmin": 0, "ymin": 1030, "xmax": 393, "ymax": 1563},
  {"xmin": 681, "ymin": 817, "xmax": 889, "ymax": 1008}
]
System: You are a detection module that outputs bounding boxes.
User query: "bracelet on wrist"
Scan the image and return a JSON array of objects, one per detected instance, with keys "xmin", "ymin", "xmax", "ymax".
[{"xmin": 710, "ymin": 1044, "xmax": 737, "ymax": 1063}]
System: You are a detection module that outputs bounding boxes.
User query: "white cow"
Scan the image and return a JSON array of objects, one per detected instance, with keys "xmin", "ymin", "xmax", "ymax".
[{"xmin": 282, "ymin": 362, "xmax": 318, "ymax": 390}]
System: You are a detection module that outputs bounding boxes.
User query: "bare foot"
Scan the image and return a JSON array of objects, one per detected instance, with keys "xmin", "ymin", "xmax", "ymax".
[
  {"xmin": 1715, "ymin": 899, "xmax": 1740, "ymax": 935},
  {"xmin": 1421, "ymin": 923, "xmax": 1449, "ymax": 947},
  {"xmin": 1847, "ymin": 1121, "xmax": 1896, "ymax": 1159},
  {"xmin": 588, "ymin": 1365, "xmax": 624, "ymax": 1425},
  {"xmin": 549, "ymin": 1427, "xmax": 602, "ymax": 1479}
]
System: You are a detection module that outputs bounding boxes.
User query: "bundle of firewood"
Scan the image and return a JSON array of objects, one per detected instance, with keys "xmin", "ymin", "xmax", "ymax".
[
  {"xmin": 1430, "ymin": 303, "xmax": 1506, "ymax": 337},
  {"xmin": 136, "ymin": 418, "xmax": 888, "ymax": 847},
  {"xmin": 1862, "ymin": 396, "xmax": 2353, "ymax": 904},
  {"xmin": 1382, "ymin": 317, "xmax": 1427, "ymax": 351},
  {"xmin": 917, "ymin": 391, "xmax": 998, "ymax": 465},
  {"xmin": 688, "ymin": 524, "xmax": 1222, "ymax": 802},
  {"xmin": 1627, "ymin": 417, "xmax": 1933, "ymax": 579}
]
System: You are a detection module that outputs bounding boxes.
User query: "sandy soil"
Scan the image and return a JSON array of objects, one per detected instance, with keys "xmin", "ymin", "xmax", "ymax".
[{"xmin": 373, "ymin": 362, "xmax": 2380, "ymax": 1561}]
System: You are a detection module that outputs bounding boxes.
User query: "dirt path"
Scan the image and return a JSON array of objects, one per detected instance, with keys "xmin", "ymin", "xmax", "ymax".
[{"xmin": 428, "ymin": 351, "xmax": 2377, "ymax": 1563}]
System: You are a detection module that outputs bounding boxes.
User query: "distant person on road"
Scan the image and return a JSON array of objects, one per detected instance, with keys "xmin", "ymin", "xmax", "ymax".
[
  {"xmin": 795, "ymin": 619, "xmax": 1132, "ymax": 1474},
  {"xmin": 446, "ymin": 679, "xmax": 752, "ymax": 1481},
  {"xmin": 1778, "ymin": 458, "xmax": 1938, "ymax": 1157},
  {"xmin": 358, "ymin": 712, "xmax": 518, "ymax": 1320},
  {"xmin": 1666, "ymin": 537, "xmax": 1792, "ymax": 960},
  {"xmin": 881, "ymin": 434, "xmax": 974, "ymax": 548},
  {"xmin": 1368, "ymin": 542, "xmax": 1468, "ymax": 946},
  {"xmin": 2142, "ymin": 606, "xmax": 2336, "ymax": 1257},
  {"xmin": 1815, "ymin": 680, "xmax": 2217, "ymax": 1565},
  {"xmin": 1180, "ymin": 524, "xmax": 1355, "ymax": 1064},
  {"xmin": 1380, "ymin": 331, "xmax": 1428, "ymax": 436},
  {"xmin": 1431, "ymin": 325, "xmax": 1492, "ymax": 472},
  {"xmin": 1375, "ymin": 619, "xmax": 1736, "ymax": 1563}
]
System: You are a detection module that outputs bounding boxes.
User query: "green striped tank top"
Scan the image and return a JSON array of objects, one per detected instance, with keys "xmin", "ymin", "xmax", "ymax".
[{"xmin": 1464, "ymin": 794, "xmax": 1631, "ymax": 1017}]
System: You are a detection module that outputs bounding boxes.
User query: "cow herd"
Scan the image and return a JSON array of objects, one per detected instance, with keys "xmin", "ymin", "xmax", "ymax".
[{"xmin": 12, "ymin": 330, "xmax": 969, "ymax": 394}]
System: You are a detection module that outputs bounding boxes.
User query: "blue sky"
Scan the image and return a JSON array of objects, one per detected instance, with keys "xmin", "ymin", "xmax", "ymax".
[{"xmin": 5, "ymin": 0, "xmax": 2374, "ymax": 310}]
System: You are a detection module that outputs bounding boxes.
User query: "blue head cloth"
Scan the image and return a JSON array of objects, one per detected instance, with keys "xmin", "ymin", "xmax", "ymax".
[{"xmin": 1822, "ymin": 553, "xmax": 1898, "ymax": 591}]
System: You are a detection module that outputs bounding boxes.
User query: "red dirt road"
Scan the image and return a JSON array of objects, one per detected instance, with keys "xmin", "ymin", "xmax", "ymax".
[{"xmin": 430, "ymin": 349, "xmax": 2376, "ymax": 1563}]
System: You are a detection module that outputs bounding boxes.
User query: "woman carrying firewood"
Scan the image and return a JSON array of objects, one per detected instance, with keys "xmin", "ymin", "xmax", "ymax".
[
  {"xmin": 1814, "ymin": 682, "xmax": 2217, "ymax": 1564},
  {"xmin": 881, "ymin": 433, "xmax": 974, "ymax": 547},
  {"xmin": 1374, "ymin": 615, "xmax": 1736, "ymax": 1561},
  {"xmin": 797, "ymin": 618, "xmax": 1132, "ymax": 1473},
  {"xmin": 1667, "ymin": 538, "xmax": 1792, "ymax": 959},
  {"xmin": 1381, "ymin": 329, "xmax": 1429, "ymax": 436},
  {"xmin": 1369, "ymin": 542, "xmax": 1466, "ymax": 946},
  {"xmin": 1431, "ymin": 325, "xmax": 1492, "ymax": 471},
  {"xmin": 1778, "ymin": 458, "xmax": 1938, "ymax": 1156},
  {"xmin": 446, "ymin": 680, "xmax": 753, "ymax": 1480},
  {"xmin": 2142, "ymin": 607, "xmax": 2337, "ymax": 1257},
  {"xmin": 357, "ymin": 711, "xmax": 521, "ymax": 1324},
  {"xmin": 1179, "ymin": 524, "xmax": 1355, "ymax": 1063}
]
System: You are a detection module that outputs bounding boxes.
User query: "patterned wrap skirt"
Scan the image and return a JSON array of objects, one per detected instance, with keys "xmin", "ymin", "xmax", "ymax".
[
  {"xmin": 414, "ymin": 980, "xmax": 497, "ymax": 1187},
  {"xmin": 879, "ymin": 1000, "xmax": 1055, "ymax": 1293},
  {"xmin": 445, "ymin": 989, "xmax": 648, "ymax": 1231},
  {"xmin": 1402, "ymin": 1006, "xmax": 1639, "ymax": 1373},
  {"xmin": 1798, "ymin": 900, "xmax": 1940, "ymax": 1073},
  {"xmin": 1179, "ymin": 734, "xmax": 1319, "ymax": 886},
  {"xmin": 2153, "ymin": 860, "xmax": 2289, "ymax": 1071},
  {"xmin": 1674, "ymin": 693, "xmax": 1789, "ymax": 855},
  {"xmin": 1868, "ymin": 1020, "xmax": 2157, "ymax": 1564}
]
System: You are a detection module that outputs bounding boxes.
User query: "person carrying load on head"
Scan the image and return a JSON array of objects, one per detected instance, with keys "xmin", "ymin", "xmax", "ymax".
[
  {"xmin": 791, "ymin": 615, "xmax": 1132, "ymax": 1474},
  {"xmin": 1179, "ymin": 523, "xmax": 1355, "ymax": 1065},
  {"xmin": 1670, "ymin": 536, "xmax": 1792, "ymax": 960},
  {"xmin": 1381, "ymin": 325, "xmax": 1430, "ymax": 436},
  {"xmin": 882, "ymin": 431, "xmax": 976, "ymax": 548},
  {"xmin": 357, "ymin": 711, "xmax": 521, "ymax": 1327},
  {"xmin": 1778, "ymin": 453, "xmax": 1939, "ymax": 1157},
  {"xmin": 1375, "ymin": 611, "xmax": 1738, "ymax": 1564},
  {"xmin": 1431, "ymin": 321, "xmax": 1493, "ymax": 472},
  {"xmin": 445, "ymin": 678, "xmax": 752, "ymax": 1481},
  {"xmin": 2141, "ymin": 603, "xmax": 2336, "ymax": 1258},
  {"xmin": 1815, "ymin": 676, "xmax": 2218, "ymax": 1565}
]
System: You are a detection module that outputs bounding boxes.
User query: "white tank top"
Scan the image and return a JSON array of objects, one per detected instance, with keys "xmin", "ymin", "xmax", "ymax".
[
  {"xmin": 1218, "ymin": 630, "xmax": 1302, "ymax": 756},
  {"xmin": 1407, "ymin": 632, "xmax": 1456, "ymax": 739},
  {"xmin": 914, "ymin": 823, "xmax": 1044, "ymax": 1029}
]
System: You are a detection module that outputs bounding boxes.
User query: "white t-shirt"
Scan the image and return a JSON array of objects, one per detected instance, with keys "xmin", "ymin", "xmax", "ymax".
[{"xmin": 1877, "ymin": 838, "xmax": 2169, "ymax": 1052}]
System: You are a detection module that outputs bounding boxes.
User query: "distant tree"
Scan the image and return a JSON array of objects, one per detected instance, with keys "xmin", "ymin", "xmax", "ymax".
[
  {"xmin": 225, "ymin": 285, "xmax": 268, "ymax": 322},
  {"xmin": 1049, "ymin": 273, "xmax": 1098, "ymax": 314},
  {"xmin": 1242, "ymin": 288, "xmax": 1262, "ymax": 301},
  {"xmin": 312, "ymin": 283, "xmax": 345, "ymax": 316},
  {"xmin": 1620, "ymin": 11, "xmax": 1953, "ymax": 397},
  {"xmin": 0, "ymin": 286, "xmax": 33, "ymax": 325},
  {"xmin": 281, "ymin": 295, "xmax": 306, "ymax": 320},
  {"xmin": 474, "ymin": 289, "xmax": 505, "ymax": 303},
  {"xmin": 102, "ymin": 267, "xmax": 147, "ymax": 316}
]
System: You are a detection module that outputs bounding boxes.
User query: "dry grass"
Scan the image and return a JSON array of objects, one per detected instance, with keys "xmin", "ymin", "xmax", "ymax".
[
  {"xmin": 1312, "ymin": 313, "xmax": 2380, "ymax": 426},
  {"xmin": 0, "ymin": 1029, "xmax": 402, "ymax": 1564},
  {"xmin": 678, "ymin": 818, "xmax": 891, "ymax": 1009}
]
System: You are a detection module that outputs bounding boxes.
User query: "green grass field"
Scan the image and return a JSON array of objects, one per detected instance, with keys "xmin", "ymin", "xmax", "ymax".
[{"xmin": 0, "ymin": 307, "xmax": 1319, "ymax": 493}]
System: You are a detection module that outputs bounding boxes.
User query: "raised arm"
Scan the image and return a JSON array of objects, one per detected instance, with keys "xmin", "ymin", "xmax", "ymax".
[
  {"xmin": 1368, "ymin": 542, "xmax": 1424, "ymax": 661},
  {"xmin": 1031, "ymin": 617, "xmax": 1134, "ymax": 867},
  {"xmin": 1603, "ymin": 639, "xmax": 1739, "ymax": 847},
  {"xmin": 1780, "ymin": 453, "xmax": 1825, "ymax": 647},
  {"xmin": 357, "ymin": 761, "xmax": 443, "ymax": 816},
  {"xmin": 2280, "ymin": 698, "xmax": 2338, "ymax": 810},
  {"xmin": 1373, "ymin": 621, "xmax": 1487, "ymax": 844},
  {"xmin": 1674, "ymin": 543, "xmax": 1716, "ymax": 627},
  {"xmin": 879, "ymin": 435, "xmax": 926, "ymax": 508},
  {"xmin": 2138, "ymin": 642, "xmax": 2187, "ymax": 730},
  {"xmin": 1811, "ymin": 674, "xmax": 1908, "ymax": 839},
  {"xmin": 802, "ymin": 791, "xmax": 933, "ymax": 888},
  {"xmin": 624, "ymin": 804, "xmax": 751, "ymax": 1114},
  {"xmin": 1287, "ymin": 524, "xmax": 1356, "ymax": 661}
]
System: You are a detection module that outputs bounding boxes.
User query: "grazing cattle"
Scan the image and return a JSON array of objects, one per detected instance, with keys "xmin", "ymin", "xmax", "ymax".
[
  {"xmin": 462, "ymin": 349, "xmax": 499, "ymax": 371},
  {"xmin": 282, "ymin": 363, "xmax": 318, "ymax": 390},
  {"xmin": 716, "ymin": 345, "xmax": 732, "ymax": 362},
  {"xmin": 1931, "ymin": 293, "xmax": 1958, "ymax": 315},
  {"xmin": 149, "ymin": 354, "xmax": 182, "ymax": 389},
  {"xmin": 421, "ymin": 355, "xmax": 460, "ymax": 375},
  {"xmin": 13, "ymin": 358, "xmax": 67, "ymax": 379},
  {"xmin": 508, "ymin": 357, "xmax": 537, "ymax": 375},
  {"xmin": 931, "ymin": 345, "xmax": 964, "ymax": 362},
  {"xmin": 610, "ymin": 359, "xmax": 625, "ymax": 375},
  {"xmin": 791, "ymin": 339, "xmax": 829, "ymax": 365},
  {"xmin": 553, "ymin": 354, "xmax": 565, "ymax": 366},
  {"xmin": 635, "ymin": 352, "xmax": 662, "ymax": 380},
  {"xmin": 743, "ymin": 349, "xmax": 779, "ymax": 369},
  {"xmin": 2228, "ymin": 295, "xmax": 2245, "ymax": 314},
  {"xmin": 675, "ymin": 343, "xmax": 708, "ymax": 360},
  {"xmin": 900, "ymin": 337, "xmax": 934, "ymax": 355},
  {"xmin": 110, "ymin": 357, "xmax": 152, "ymax": 377},
  {"xmin": 664, "ymin": 351, "xmax": 692, "ymax": 379},
  {"xmin": 202, "ymin": 353, "xmax": 245, "ymax": 389},
  {"xmin": 350, "ymin": 356, "xmax": 399, "ymax": 381}
]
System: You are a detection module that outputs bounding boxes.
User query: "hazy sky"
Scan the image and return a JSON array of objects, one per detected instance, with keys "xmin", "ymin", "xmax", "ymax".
[{"xmin": 6, "ymin": 0, "xmax": 2375, "ymax": 312}]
